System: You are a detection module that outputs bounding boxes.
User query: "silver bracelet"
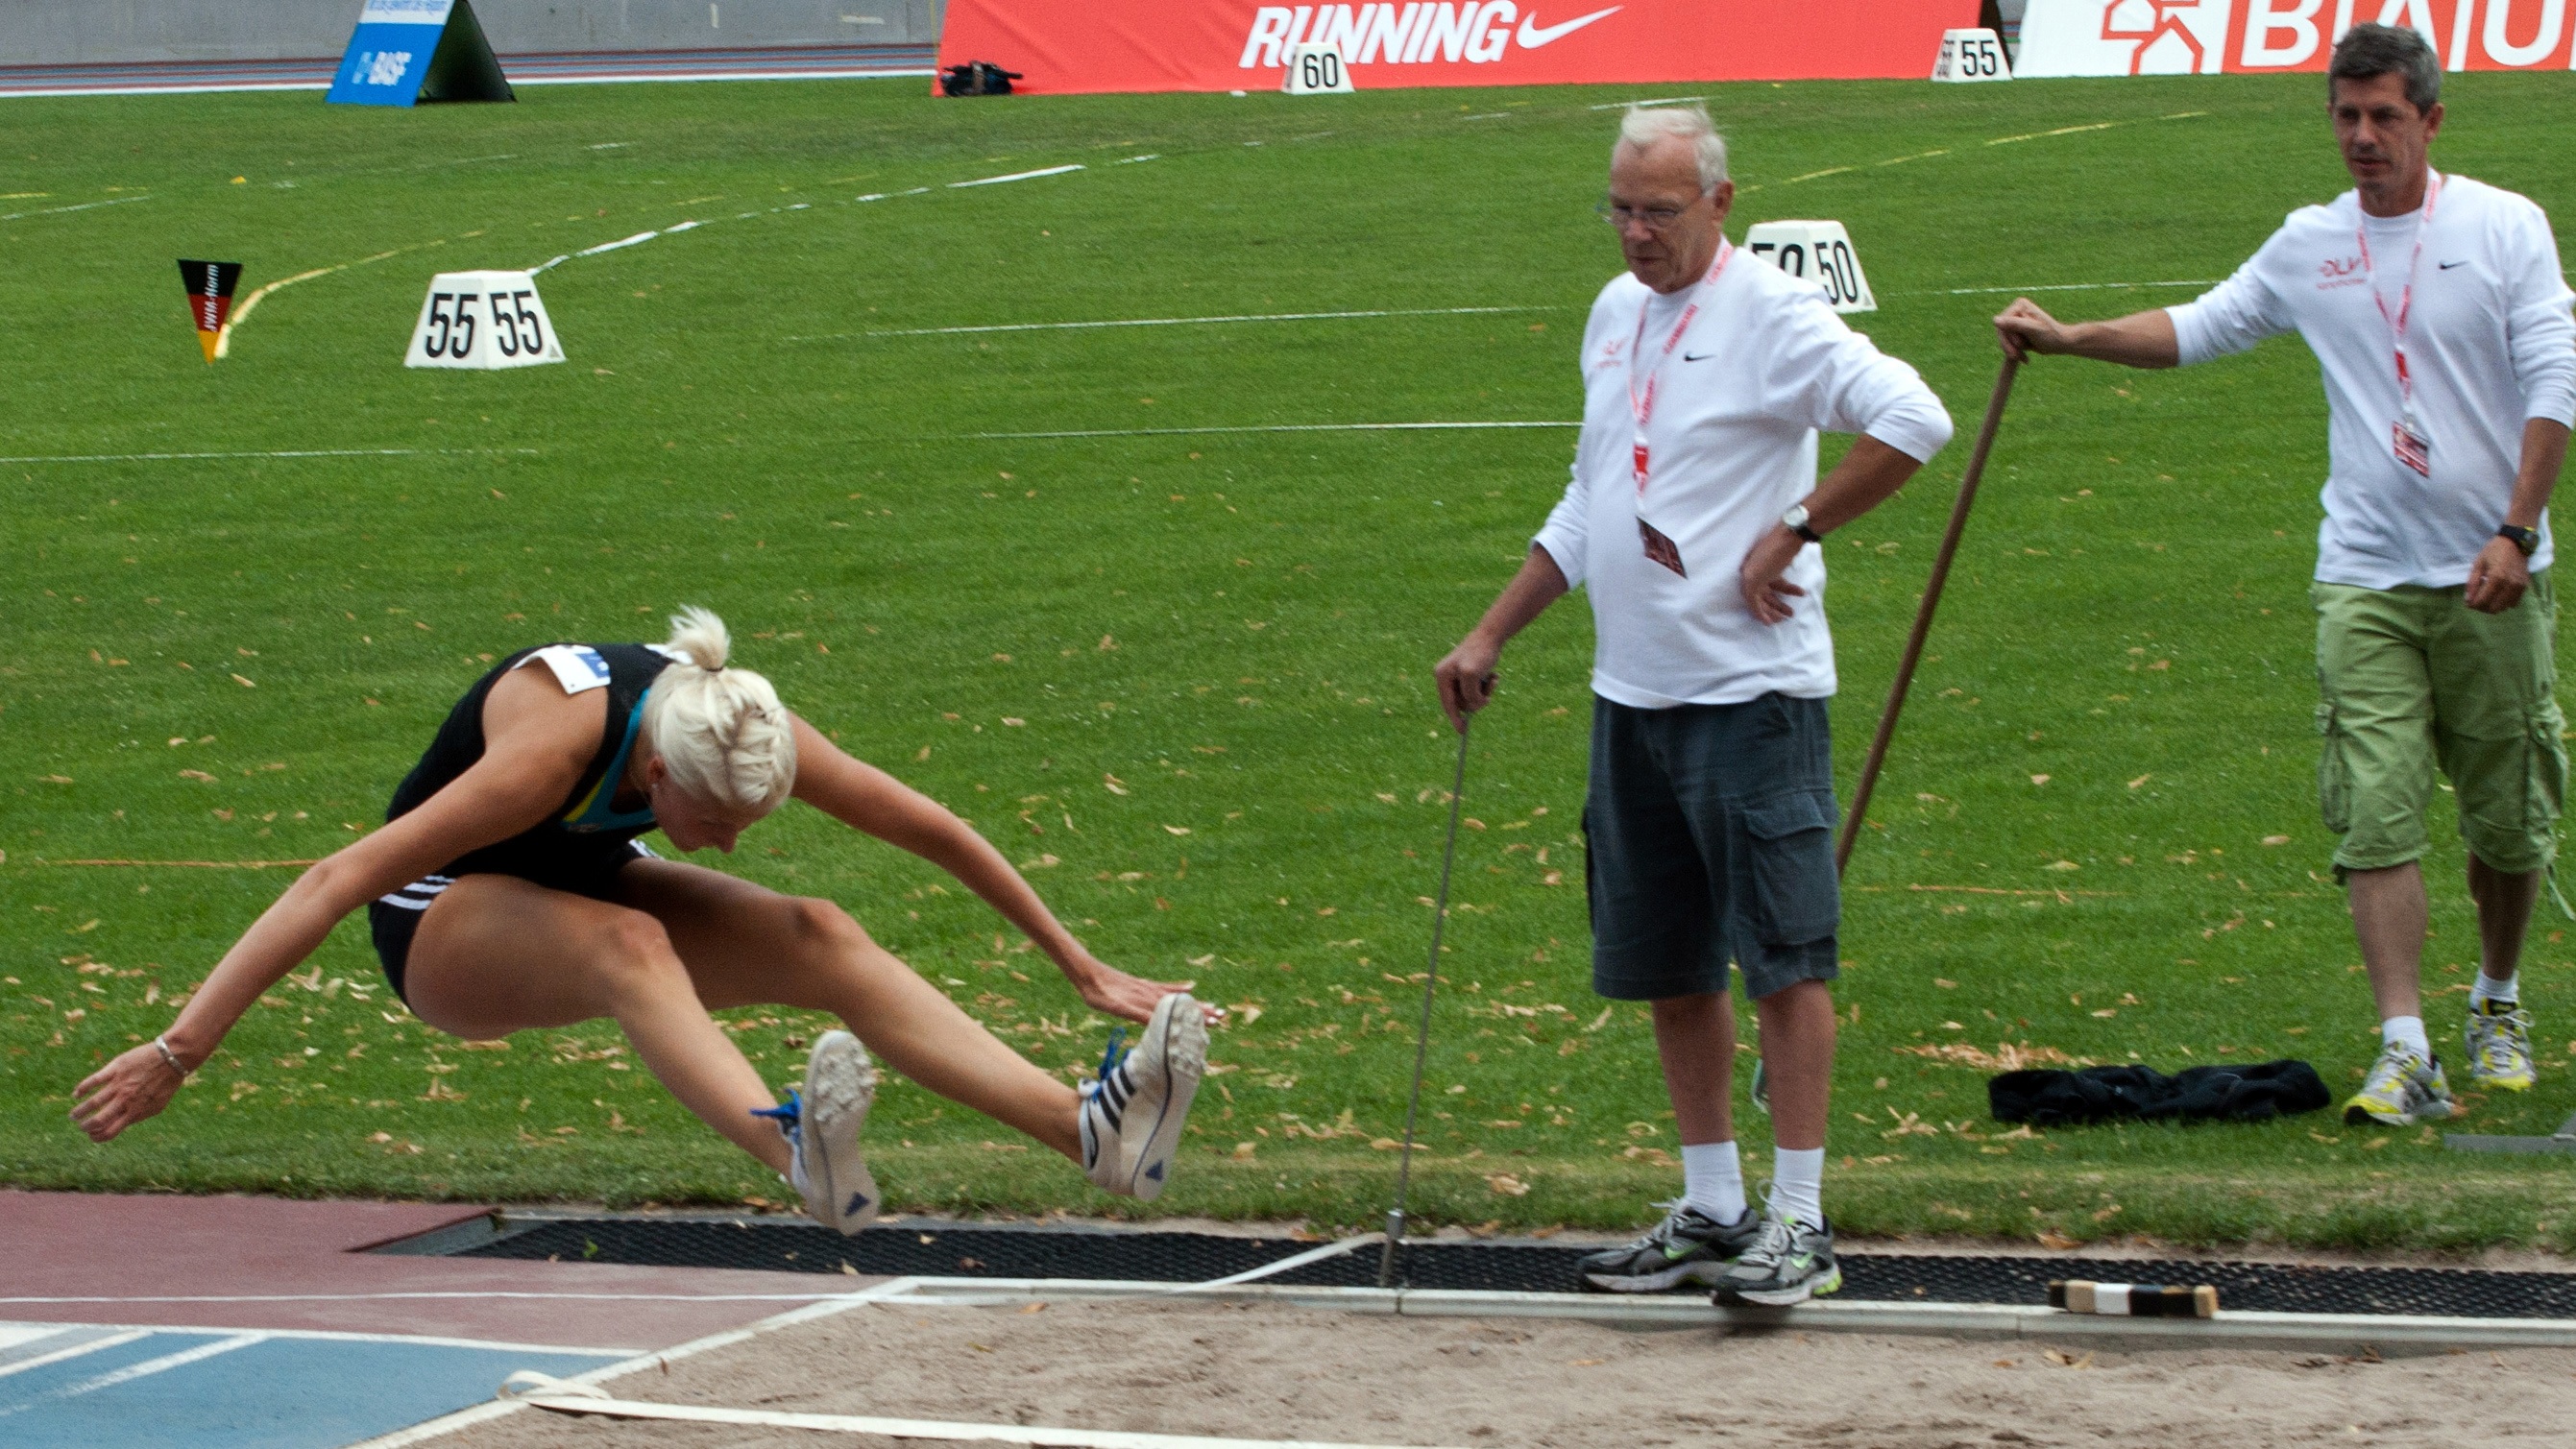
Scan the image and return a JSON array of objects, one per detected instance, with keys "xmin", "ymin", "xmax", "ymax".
[{"xmin": 152, "ymin": 1035, "xmax": 191, "ymax": 1077}]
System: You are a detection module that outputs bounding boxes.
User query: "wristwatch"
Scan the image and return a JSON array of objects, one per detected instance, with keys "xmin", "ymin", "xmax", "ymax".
[
  {"xmin": 2499, "ymin": 522, "xmax": 2540, "ymax": 556},
  {"xmin": 1782, "ymin": 502, "xmax": 1822, "ymax": 543}
]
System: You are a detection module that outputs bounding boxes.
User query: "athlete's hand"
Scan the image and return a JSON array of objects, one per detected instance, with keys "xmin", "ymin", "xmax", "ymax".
[
  {"xmin": 1739, "ymin": 525, "xmax": 1810, "ymax": 625},
  {"xmin": 1993, "ymin": 298, "xmax": 2070, "ymax": 363},
  {"xmin": 1433, "ymin": 635, "xmax": 1502, "ymax": 735},
  {"xmin": 2466, "ymin": 536, "xmax": 2533, "ymax": 615},
  {"xmin": 70, "ymin": 1042, "xmax": 188, "ymax": 1143},
  {"xmin": 1070, "ymin": 958, "xmax": 1225, "ymax": 1026}
]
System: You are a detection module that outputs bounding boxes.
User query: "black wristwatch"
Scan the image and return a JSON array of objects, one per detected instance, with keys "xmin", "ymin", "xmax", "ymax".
[
  {"xmin": 2498, "ymin": 522, "xmax": 2540, "ymax": 556},
  {"xmin": 1781, "ymin": 502, "xmax": 1823, "ymax": 543}
]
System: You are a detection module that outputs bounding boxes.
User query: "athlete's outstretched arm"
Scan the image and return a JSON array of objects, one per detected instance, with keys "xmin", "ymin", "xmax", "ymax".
[
  {"xmin": 787, "ymin": 718, "xmax": 1205, "ymax": 1026},
  {"xmin": 70, "ymin": 671, "xmax": 602, "ymax": 1142}
]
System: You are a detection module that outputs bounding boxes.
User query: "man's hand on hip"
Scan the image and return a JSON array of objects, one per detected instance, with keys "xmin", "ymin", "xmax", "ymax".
[
  {"xmin": 2466, "ymin": 535, "xmax": 2533, "ymax": 614},
  {"xmin": 1738, "ymin": 525, "xmax": 1810, "ymax": 625}
]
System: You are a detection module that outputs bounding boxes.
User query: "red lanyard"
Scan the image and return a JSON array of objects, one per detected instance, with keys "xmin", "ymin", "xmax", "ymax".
[
  {"xmin": 2356, "ymin": 171, "xmax": 2441, "ymax": 415},
  {"xmin": 1627, "ymin": 238, "xmax": 1733, "ymax": 503}
]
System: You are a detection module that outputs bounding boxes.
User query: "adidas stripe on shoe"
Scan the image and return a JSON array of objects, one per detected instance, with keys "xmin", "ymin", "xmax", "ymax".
[
  {"xmin": 759, "ymin": 1029, "xmax": 880, "ymax": 1237},
  {"xmin": 1081, "ymin": 993, "xmax": 1207, "ymax": 1200}
]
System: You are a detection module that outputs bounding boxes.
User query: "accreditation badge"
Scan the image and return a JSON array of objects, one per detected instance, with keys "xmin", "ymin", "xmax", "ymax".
[
  {"xmin": 1637, "ymin": 518, "xmax": 1686, "ymax": 577},
  {"xmin": 2392, "ymin": 409, "xmax": 2431, "ymax": 478}
]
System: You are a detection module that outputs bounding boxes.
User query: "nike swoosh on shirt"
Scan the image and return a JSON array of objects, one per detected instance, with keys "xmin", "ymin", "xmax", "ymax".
[
  {"xmin": 2438, "ymin": 259, "xmax": 2468, "ymax": 269},
  {"xmin": 1517, "ymin": 6, "xmax": 1622, "ymax": 48},
  {"xmin": 1683, "ymin": 350, "xmax": 1715, "ymax": 361}
]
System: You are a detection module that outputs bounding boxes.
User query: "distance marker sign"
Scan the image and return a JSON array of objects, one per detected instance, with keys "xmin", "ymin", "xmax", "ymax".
[
  {"xmin": 404, "ymin": 271, "xmax": 565, "ymax": 369},
  {"xmin": 178, "ymin": 259, "xmax": 243, "ymax": 363}
]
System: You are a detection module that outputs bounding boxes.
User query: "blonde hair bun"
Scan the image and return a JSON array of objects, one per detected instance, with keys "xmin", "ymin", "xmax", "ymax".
[{"xmin": 643, "ymin": 606, "xmax": 796, "ymax": 815}]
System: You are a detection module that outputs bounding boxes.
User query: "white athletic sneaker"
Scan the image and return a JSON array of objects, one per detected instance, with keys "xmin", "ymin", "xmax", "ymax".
[
  {"xmin": 1080, "ymin": 993, "xmax": 1208, "ymax": 1200},
  {"xmin": 759, "ymin": 1029, "xmax": 881, "ymax": 1236}
]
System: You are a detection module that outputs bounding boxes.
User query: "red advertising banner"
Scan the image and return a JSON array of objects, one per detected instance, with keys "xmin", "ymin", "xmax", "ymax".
[
  {"xmin": 937, "ymin": 0, "xmax": 1981, "ymax": 96},
  {"xmin": 2017, "ymin": 0, "xmax": 2574, "ymax": 78}
]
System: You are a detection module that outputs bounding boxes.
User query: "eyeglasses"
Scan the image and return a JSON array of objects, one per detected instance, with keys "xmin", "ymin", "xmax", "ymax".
[{"xmin": 1596, "ymin": 199, "xmax": 1693, "ymax": 231}]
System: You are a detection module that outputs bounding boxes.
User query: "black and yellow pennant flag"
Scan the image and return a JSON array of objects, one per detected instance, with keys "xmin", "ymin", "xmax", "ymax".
[{"xmin": 178, "ymin": 259, "xmax": 243, "ymax": 363}]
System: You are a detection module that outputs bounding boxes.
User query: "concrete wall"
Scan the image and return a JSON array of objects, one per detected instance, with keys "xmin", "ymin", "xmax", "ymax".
[{"xmin": 0, "ymin": 1, "xmax": 946, "ymax": 65}]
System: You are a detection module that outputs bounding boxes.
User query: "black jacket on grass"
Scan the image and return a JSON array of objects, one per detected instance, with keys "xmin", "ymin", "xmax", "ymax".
[{"xmin": 1988, "ymin": 1060, "xmax": 2330, "ymax": 1126}]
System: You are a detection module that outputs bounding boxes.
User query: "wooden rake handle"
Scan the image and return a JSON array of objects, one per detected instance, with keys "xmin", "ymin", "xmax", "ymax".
[{"xmin": 1835, "ymin": 356, "xmax": 2021, "ymax": 878}]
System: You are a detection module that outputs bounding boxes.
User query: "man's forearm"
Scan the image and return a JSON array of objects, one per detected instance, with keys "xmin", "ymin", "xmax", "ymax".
[
  {"xmin": 2057, "ymin": 310, "xmax": 2182, "ymax": 369},
  {"xmin": 1803, "ymin": 435, "xmax": 1926, "ymax": 535},
  {"xmin": 1466, "ymin": 545, "xmax": 1570, "ymax": 649},
  {"xmin": 2507, "ymin": 417, "xmax": 2571, "ymax": 529}
]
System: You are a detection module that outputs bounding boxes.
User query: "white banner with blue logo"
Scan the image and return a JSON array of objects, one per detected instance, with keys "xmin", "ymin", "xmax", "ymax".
[{"xmin": 328, "ymin": 0, "xmax": 453, "ymax": 106}]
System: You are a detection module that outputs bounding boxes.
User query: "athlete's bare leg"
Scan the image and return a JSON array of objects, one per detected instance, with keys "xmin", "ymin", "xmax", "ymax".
[
  {"xmin": 402, "ymin": 874, "xmax": 792, "ymax": 1175},
  {"xmin": 620, "ymin": 857, "xmax": 1083, "ymax": 1161}
]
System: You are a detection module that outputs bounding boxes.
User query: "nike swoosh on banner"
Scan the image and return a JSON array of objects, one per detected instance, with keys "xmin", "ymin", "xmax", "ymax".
[{"xmin": 1518, "ymin": 5, "xmax": 1622, "ymax": 48}]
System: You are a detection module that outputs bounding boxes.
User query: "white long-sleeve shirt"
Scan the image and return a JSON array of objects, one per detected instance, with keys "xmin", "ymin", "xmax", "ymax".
[
  {"xmin": 2168, "ymin": 174, "xmax": 2576, "ymax": 590},
  {"xmin": 1534, "ymin": 255, "xmax": 1954, "ymax": 709}
]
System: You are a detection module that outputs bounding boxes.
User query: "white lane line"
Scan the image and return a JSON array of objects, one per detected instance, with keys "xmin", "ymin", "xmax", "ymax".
[
  {"xmin": 1922, "ymin": 279, "xmax": 2218, "ymax": 296},
  {"xmin": 950, "ymin": 164, "xmax": 1085, "ymax": 189},
  {"xmin": 0, "ymin": 1291, "xmax": 941, "ymax": 1305},
  {"xmin": 0, "ymin": 195, "xmax": 150, "ymax": 222},
  {"xmin": 967, "ymin": 421, "xmax": 1578, "ymax": 441},
  {"xmin": 518, "ymin": 1389, "xmax": 1470, "ymax": 1449},
  {"xmin": 804, "ymin": 304, "xmax": 1564, "ymax": 341},
  {"xmin": 0, "ymin": 447, "xmax": 534, "ymax": 464},
  {"xmin": 575, "ymin": 229, "xmax": 660, "ymax": 257},
  {"xmin": 339, "ymin": 1276, "xmax": 928, "ymax": 1449},
  {"xmin": 0, "ymin": 1332, "xmax": 262, "ymax": 1416},
  {"xmin": 0, "ymin": 1331, "xmax": 147, "ymax": 1380},
  {"xmin": 1, "ymin": 1322, "xmax": 634, "ymax": 1356}
]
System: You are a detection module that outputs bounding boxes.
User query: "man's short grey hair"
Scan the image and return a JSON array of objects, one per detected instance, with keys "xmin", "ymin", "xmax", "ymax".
[
  {"xmin": 2330, "ymin": 21, "xmax": 2441, "ymax": 113},
  {"xmin": 1616, "ymin": 103, "xmax": 1728, "ymax": 193}
]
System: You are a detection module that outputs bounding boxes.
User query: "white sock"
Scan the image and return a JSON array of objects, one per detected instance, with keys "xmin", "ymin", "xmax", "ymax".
[
  {"xmin": 1679, "ymin": 1141, "xmax": 1745, "ymax": 1225},
  {"xmin": 1768, "ymin": 1147, "xmax": 1826, "ymax": 1228},
  {"xmin": 2382, "ymin": 1015, "xmax": 2431, "ymax": 1059},
  {"xmin": 2473, "ymin": 973, "xmax": 2519, "ymax": 1008}
]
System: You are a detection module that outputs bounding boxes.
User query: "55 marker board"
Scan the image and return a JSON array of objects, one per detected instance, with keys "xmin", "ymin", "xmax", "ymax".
[
  {"xmin": 328, "ymin": 0, "xmax": 515, "ymax": 107},
  {"xmin": 405, "ymin": 272, "xmax": 564, "ymax": 369},
  {"xmin": 1932, "ymin": 27, "xmax": 2012, "ymax": 82}
]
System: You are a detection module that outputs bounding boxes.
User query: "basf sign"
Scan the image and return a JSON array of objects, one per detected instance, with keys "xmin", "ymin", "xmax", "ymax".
[
  {"xmin": 2017, "ymin": 0, "xmax": 2573, "ymax": 77},
  {"xmin": 937, "ymin": 0, "xmax": 1981, "ymax": 94}
]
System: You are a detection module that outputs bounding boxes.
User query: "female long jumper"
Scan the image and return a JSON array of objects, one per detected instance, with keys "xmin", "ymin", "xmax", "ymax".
[{"xmin": 69, "ymin": 608, "xmax": 1212, "ymax": 1231}]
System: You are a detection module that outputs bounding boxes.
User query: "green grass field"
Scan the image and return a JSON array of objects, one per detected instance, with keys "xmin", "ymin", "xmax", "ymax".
[{"xmin": 6, "ymin": 71, "xmax": 2576, "ymax": 1252}]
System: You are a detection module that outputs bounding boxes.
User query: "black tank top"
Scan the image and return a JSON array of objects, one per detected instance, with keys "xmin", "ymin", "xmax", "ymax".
[{"xmin": 385, "ymin": 642, "xmax": 677, "ymax": 886}]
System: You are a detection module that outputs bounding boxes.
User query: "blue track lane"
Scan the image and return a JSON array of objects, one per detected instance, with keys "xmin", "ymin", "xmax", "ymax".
[{"xmin": 0, "ymin": 1324, "xmax": 622, "ymax": 1448}]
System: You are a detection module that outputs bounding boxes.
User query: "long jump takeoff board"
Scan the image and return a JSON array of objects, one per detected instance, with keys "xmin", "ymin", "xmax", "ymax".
[
  {"xmin": 404, "ymin": 271, "xmax": 565, "ymax": 369},
  {"xmin": 328, "ymin": 0, "xmax": 514, "ymax": 107}
]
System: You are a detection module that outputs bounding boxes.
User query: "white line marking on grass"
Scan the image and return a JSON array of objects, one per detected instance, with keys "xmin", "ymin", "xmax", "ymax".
[
  {"xmin": 1114, "ymin": 155, "xmax": 1161, "ymax": 164},
  {"xmin": 1587, "ymin": 95, "xmax": 1706, "ymax": 109},
  {"xmin": 1923, "ymin": 279, "xmax": 2218, "ymax": 296},
  {"xmin": 0, "ymin": 1333, "xmax": 262, "ymax": 1416},
  {"xmin": 950, "ymin": 164, "xmax": 1085, "ymax": 188},
  {"xmin": 0, "ymin": 447, "xmax": 531, "ymax": 465},
  {"xmin": 1987, "ymin": 121, "xmax": 2121, "ymax": 145},
  {"xmin": 967, "ymin": 422, "xmax": 1579, "ymax": 440},
  {"xmin": 576, "ymin": 229, "xmax": 661, "ymax": 257},
  {"xmin": 814, "ymin": 304, "xmax": 1564, "ymax": 341},
  {"xmin": 0, "ymin": 195, "xmax": 150, "ymax": 222},
  {"xmin": 0, "ymin": 1331, "xmax": 147, "ymax": 1380}
]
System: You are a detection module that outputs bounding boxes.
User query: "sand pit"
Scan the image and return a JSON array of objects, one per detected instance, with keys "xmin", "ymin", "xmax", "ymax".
[{"xmin": 443, "ymin": 1294, "xmax": 2576, "ymax": 1449}]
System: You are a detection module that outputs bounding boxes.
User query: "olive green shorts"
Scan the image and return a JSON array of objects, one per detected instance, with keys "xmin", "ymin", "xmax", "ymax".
[{"xmin": 2313, "ymin": 570, "xmax": 2565, "ymax": 875}]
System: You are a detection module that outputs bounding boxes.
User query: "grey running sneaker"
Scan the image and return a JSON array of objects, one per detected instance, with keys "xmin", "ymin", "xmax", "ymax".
[
  {"xmin": 1578, "ymin": 1201, "xmax": 1762, "ymax": 1293},
  {"xmin": 1080, "ymin": 993, "xmax": 1208, "ymax": 1200},
  {"xmin": 756, "ymin": 1030, "xmax": 880, "ymax": 1236},
  {"xmin": 2342, "ymin": 1041, "xmax": 2456, "ymax": 1126},
  {"xmin": 2465, "ymin": 1000, "xmax": 2538, "ymax": 1093},
  {"xmin": 1712, "ymin": 1210, "xmax": 1841, "ymax": 1307}
]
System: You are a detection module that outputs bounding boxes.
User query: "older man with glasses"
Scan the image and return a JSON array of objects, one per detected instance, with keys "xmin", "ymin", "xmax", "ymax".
[{"xmin": 1434, "ymin": 104, "xmax": 1953, "ymax": 1305}]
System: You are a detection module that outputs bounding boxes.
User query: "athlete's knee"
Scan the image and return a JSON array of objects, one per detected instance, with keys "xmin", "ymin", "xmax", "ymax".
[
  {"xmin": 585, "ymin": 909, "xmax": 690, "ymax": 1001},
  {"xmin": 782, "ymin": 895, "xmax": 873, "ymax": 957}
]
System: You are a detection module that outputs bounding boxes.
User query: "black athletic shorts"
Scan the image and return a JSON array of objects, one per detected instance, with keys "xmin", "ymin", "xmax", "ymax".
[
  {"xmin": 367, "ymin": 840, "xmax": 654, "ymax": 1004},
  {"xmin": 1582, "ymin": 692, "xmax": 1841, "ymax": 1002}
]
